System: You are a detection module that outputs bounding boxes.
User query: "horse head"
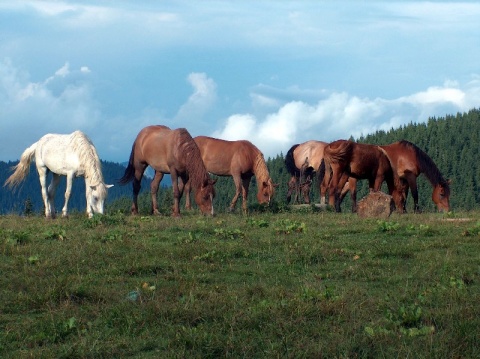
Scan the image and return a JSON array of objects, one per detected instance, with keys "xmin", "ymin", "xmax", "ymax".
[
  {"xmin": 432, "ymin": 180, "xmax": 451, "ymax": 212},
  {"xmin": 257, "ymin": 178, "xmax": 279, "ymax": 205},
  {"xmin": 87, "ymin": 182, "xmax": 114, "ymax": 217},
  {"xmin": 195, "ymin": 178, "xmax": 217, "ymax": 216}
]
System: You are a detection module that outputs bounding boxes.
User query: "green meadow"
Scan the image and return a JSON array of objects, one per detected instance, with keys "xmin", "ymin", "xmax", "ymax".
[{"xmin": 1, "ymin": 209, "xmax": 479, "ymax": 358}]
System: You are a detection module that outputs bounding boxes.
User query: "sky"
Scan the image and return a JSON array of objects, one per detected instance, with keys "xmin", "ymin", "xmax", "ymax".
[{"xmin": 1, "ymin": 1, "xmax": 479, "ymax": 163}]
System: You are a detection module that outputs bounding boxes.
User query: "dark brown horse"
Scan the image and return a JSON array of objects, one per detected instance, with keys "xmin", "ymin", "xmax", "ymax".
[
  {"xmin": 285, "ymin": 140, "xmax": 350, "ymax": 205},
  {"xmin": 184, "ymin": 136, "xmax": 278, "ymax": 213},
  {"xmin": 378, "ymin": 140, "xmax": 451, "ymax": 212},
  {"xmin": 119, "ymin": 125, "xmax": 217, "ymax": 217},
  {"xmin": 319, "ymin": 139, "xmax": 402, "ymax": 212}
]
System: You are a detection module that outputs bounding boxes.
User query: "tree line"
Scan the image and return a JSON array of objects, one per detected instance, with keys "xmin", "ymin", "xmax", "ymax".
[{"xmin": 1, "ymin": 109, "xmax": 478, "ymax": 215}]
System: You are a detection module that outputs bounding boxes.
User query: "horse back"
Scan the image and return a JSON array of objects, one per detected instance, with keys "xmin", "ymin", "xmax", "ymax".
[
  {"xmin": 194, "ymin": 136, "xmax": 257, "ymax": 176},
  {"xmin": 36, "ymin": 133, "xmax": 83, "ymax": 175},
  {"xmin": 135, "ymin": 125, "xmax": 177, "ymax": 173},
  {"xmin": 379, "ymin": 141, "xmax": 421, "ymax": 177},
  {"xmin": 296, "ymin": 140, "xmax": 327, "ymax": 170}
]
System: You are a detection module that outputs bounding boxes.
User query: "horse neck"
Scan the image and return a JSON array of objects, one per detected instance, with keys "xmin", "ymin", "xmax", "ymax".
[
  {"xmin": 77, "ymin": 142, "xmax": 104, "ymax": 186},
  {"xmin": 184, "ymin": 145, "xmax": 208, "ymax": 189},
  {"xmin": 414, "ymin": 145, "xmax": 447, "ymax": 187},
  {"xmin": 253, "ymin": 153, "xmax": 271, "ymax": 187}
]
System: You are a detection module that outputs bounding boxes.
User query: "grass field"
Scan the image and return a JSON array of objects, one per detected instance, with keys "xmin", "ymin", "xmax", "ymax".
[{"xmin": 1, "ymin": 208, "xmax": 479, "ymax": 358}]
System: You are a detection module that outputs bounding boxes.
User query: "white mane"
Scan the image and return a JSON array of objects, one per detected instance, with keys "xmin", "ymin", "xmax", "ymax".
[{"xmin": 70, "ymin": 131, "xmax": 104, "ymax": 186}]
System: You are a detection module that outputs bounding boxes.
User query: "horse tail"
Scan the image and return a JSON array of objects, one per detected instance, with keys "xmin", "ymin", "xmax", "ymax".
[
  {"xmin": 4, "ymin": 142, "xmax": 37, "ymax": 188},
  {"xmin": 324, "ymin": 140, "xmax": 351, "ymax": 164},
  {"xmin": 285, "ymin": 144, "xmax": 300, "ymax": 176},
  {"xmin": 118, "ymin": 142, "xmax": 136, "ymax": 185}
]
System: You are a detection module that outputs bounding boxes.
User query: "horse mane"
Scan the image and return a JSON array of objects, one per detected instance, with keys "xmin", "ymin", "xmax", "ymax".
[
  {"xmin": 400, "ymin": 140, "xmax": 450, "ymax": 192},
  {"xmin": 70, "ymin": 131, "xmax": 104, "ymax": 186},
  {"xmin": 252, "ymin": 146, "xmax": 272, "ymax": 185},
  {"xmin": 285, "ymin": 144, "xmax": 300, "ymax": 176},
  {"xmin": 177, "ymin": 128, "xmax": 209, "ymax": 188}
]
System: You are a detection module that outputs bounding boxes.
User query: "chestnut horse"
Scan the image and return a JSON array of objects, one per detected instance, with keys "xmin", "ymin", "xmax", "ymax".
[
  {"xmin": 119, "ymin": 125, "xmax": 216, "ymax": 217},
  {"xmin": 319, "ymin": 139, "xmax": 402, "ymax": 212},
  {"xmin": 285, "ymin": 140, "xmax": 350, "ymax": 205},
  {"xmin": 378, "ymin": 140, "xmax": 450, "ymax": 212},
  {"xmin": 184, "ymin": 136, "xmax": 278, "ymax": 213}
]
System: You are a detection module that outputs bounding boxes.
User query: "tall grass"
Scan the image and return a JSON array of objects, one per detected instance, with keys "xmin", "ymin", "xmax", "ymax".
[{"xmin": 1, "ymin": 209, "xmax": 479, "ymax": 358}]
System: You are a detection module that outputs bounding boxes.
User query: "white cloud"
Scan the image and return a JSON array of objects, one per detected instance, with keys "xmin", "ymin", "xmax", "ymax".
[
  {"xmin": 213, "ymin": 78, "xmax": 480, "ymax": 158},
  {"xmin": 399, "ymin": 86, "xmax": 465, "ymax": 107},
  {"xmin": 54, "ymin": 62, "xmax": 70, "ymax": 77},
  {"xmin": 174, "ymin": 72, "xmax": 217, "ymax": 122},
  {"xmin": 0, "ymin": 59, "xmax": 101, "ymax": 160}
]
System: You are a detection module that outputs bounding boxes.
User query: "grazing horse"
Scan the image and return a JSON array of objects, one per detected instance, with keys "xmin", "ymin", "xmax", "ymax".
[
  {"xmin": 184, "ymin": 136, "xmax": 278, "ymax": 213},
  {"xmin": 285, "ymin": 141, "xmax": 326, "ymax": 204},
  {"xmin": 318, "ymin": 139, "xmax": 401, "ymax": 212},
  {"xmin": 4, "ymin": 131, "xmax": 113, "ymax": 218},
  {"xmin": 378, "ymin": 140, "xmax": 451, "ymax": 212},
  {"xmin": 285, "ymin": 140, "xmax": 350, "ymax": 205},
  {"xmin": 119, "ymin": 125, "xmax": 216, "ymax": 217}
]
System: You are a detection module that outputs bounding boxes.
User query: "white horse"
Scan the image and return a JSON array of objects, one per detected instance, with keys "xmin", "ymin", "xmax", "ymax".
[{"xmin": 4, "ymin": 131, "xmax": 113, "ymax": 218}]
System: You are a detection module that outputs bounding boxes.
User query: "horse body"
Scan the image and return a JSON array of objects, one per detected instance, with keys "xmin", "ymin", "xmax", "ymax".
[
  {"xmin": 285, "ymin": 140, "xmax": 350, "ymax": 205},
  {"xmin": 379, "ymin": 140, "xmax": 450, "ymax": 212},
  {"xmin": 185, "ymin": 136, "xmax": 277, "ymax": 213},
  {"xmin": 320, "ymin": 139, "xmax": 399, "ymax": 212},
  {"xmin": 119, "ymin": 125, "xmax": 216, "ymax": 217},
  {"xmin": 4, "ymin": 131, "xmax": 112, "ymax": 218},
  {"xmin": 285, "ymin": 141, "xmax": 326, "ymax": 204}
]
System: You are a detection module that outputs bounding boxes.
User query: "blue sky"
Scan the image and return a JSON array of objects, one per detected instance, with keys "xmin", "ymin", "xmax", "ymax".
[{"xmin": 1, "ymin": 1, "xmax": 479, "ymax": 162}]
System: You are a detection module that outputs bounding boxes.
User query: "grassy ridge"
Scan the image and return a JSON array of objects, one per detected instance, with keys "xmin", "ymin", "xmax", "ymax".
[{"xmin": 1, "ymin": 210, "xmax": 479, "ymax": 358}]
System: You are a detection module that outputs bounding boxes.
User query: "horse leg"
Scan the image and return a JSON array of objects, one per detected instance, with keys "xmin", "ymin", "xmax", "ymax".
[
  {"xmin": 170, "ymin": 170, "xmax": 181, "ymax": 217},
  {"xmin": 37, "ymin": 166, "xmax": 52, "ymax": 218},
  {"xmin": 229, "ymin": 174, "xmax": 242, "ymax": 212},
  {"xmin": 404, "ymin": 173, "xmax": 420, "ymax": 213},
  {"xmin": 184, "ymin": 178, "xmax": 192, "ymax": 210},
  {"xmin": 340, "ymin": 179, "xmax": 351, "ymax": 202},
  {"xmin": 241, "ymin": 177, "xmax": 251, "ymax": 214},
  {"xmin": 303, "ymin": 175, "xmax": 312, "ymax": 204},
  {"xmin": 131, "ymin": 166, "xmax": 146, "ymax": 215},
  {"xmin": 342, "ymin": 178, "xmax": 356, "ymax": 212},
  {"xmin": 387, "ymin": 176, "xmax": 406, "ymax": 213},
  {"xmin": 150, "ymin": 171, "xmax": 164, "ymax": 215},
  {"xmin": 336, "ymin": 173, "xmax": 350, "ymax": 212},
  {"xmin": 328, "ymin": 165, "xmax": 344, "ymax": 212},
  {"xmin": 62, "ymin": 173, "xmax": 73, "ymax": 218},
  {"xmin": 47, "ymin": 173, "xmax": 61, "ymax": 219},
  {"xmin": 320, "ymin": 171, "xmax": 329, "ymax": 205},
  {"xmin": 286, "ymin": 176, "xmax": 296, "ymax": 204}
]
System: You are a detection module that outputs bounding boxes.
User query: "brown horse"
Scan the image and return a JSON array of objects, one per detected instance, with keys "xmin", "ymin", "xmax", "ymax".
[
  {"xmin": 285, "ymin": 140, "xmax": 350, "ymax": 205},
  {"xmin": 119, "ymin": 125, "xmax": 216, "ymax": 217},
  {"xmin": 319, "ymin": 139, "xmax": 402, "ymax": 212},
  {"xmin": 378, "ymin": 140, "xmax": 451, "ymax": 213},
  {"xmin": 184, "ymin": 136, "xmax": 278, "ymax": 213}
]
